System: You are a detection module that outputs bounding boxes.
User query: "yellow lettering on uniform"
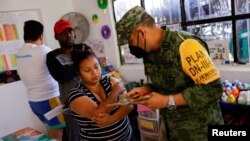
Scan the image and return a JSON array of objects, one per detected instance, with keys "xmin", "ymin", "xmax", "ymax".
[
  {"xmin": 201, "ymin": 60, "xmax": 208, "ymax": 69},
  {"xmin": 180, "ymin": 39, "xmax": 220, "ymax": 84},
  {"xmin": 196, "ymin": 51, "xmax": 203, "ymax": 60},
  {"xmin": 199, "ymin": 50, "xmax": 206, "ymax": 57},
  {"xmin": 186, "ymin": 57, "xmax": 192, "ymax": 66},
  {"xmin": 189, "ymin": 68, "xmax": 196, "ymax": 76},
  {"xmin": 193, "ymin": 64, "xmax": 202, "ymax": 74},
  {"xmin": 191, "ymin": 55, "xmax": 199, "ymax": 63}
]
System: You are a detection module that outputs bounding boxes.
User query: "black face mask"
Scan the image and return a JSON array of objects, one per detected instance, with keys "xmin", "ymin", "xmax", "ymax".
[{"xmin": 129, "ymin": 32, "xmax": 147, "ymax": 58}]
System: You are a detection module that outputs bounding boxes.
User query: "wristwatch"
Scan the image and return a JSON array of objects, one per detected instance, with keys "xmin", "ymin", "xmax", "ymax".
[{"xmin": 168, "ymin": 95, "xmax": 176, "ymax": 110}]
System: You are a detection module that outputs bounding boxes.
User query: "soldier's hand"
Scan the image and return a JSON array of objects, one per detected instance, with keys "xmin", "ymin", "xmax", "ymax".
[
  {"xmin": 127, "ymin": 87, "xmax": 151, "ymax": 100},
  {"xmin": 139, "ymin": 92, "xmax": 168, "ymax": 111}
]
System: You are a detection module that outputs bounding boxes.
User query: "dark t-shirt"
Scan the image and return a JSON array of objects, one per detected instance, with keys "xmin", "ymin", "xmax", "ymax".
[{"xmin": 46, "ymin": 44, "xmax": 92, "ymax": 103}]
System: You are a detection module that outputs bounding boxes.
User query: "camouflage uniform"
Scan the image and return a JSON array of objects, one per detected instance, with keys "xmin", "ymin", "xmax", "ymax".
[
  {"xmin": 116, "ymin": 6, "xmax": 224, "ymax": 141},
  {"xmin": 144, "ymin": 28, "xmax": 224, "ymax": 141}
]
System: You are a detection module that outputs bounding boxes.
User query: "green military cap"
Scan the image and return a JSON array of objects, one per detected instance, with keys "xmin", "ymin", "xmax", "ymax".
[{"xmin": 116, "ymin": 6, "xmax": 150, "ymax": 46}]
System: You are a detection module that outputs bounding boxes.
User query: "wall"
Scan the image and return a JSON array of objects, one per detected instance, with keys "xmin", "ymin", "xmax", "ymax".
[
  {"xmin": 217, "ymin": 64, "xmax": 250, "ymax": 83},
  {"xmin": 72, "ymin": 0, "xmax": 121, "ymax": 69},
  {"xmin": 0, "ymin": 81, "xmax": 46, "ymax": 137},
  {"xmin": 0, "ymin": 0, "xmax": 74, "ymax": 137}
]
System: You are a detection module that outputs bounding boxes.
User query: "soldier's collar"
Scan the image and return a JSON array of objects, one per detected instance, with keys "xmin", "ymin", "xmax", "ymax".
[{"xmin": 164, "ymin": 28, "xmax": 171, "ymax": 42}]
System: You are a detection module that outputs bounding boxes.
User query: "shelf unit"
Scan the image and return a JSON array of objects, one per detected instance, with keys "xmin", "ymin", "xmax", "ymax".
[{"xmin": 137, "ymin": 105, "xmax": 160, "ymax": 141}]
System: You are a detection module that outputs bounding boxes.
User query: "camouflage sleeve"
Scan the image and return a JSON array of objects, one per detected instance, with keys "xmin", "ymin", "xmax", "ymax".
[
  {"xmin": 142, "ymin": 83, "xmax": 155, "ymax": 91},
  {"xmin": 182, "ymin": 78, "xmax": 223, "ymax": 109},
  {"xmin": 179, "ymin": 38, "xmax": 223, "ymax": 109}
]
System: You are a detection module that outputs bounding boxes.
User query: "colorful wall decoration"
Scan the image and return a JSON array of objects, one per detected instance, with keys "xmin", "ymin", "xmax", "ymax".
[
  {"xmin": 0, "ymin": 9, "xmax": 42, "ymax": 85},
  {"xmin": 97, "ymin": 0, "xmax": 108, "ymax": 9},
  {"xmin": 1, "ymin": 24, "xmax": 19, "ymax": 41},
  {"xmin": 92, "ymin": 14, "xmax": 99, "ymax": 24},
  {"xmin": 0, "ymin": 54, "xmax": 17, "ymax": 71},
  {"xmin": 101, "ymin": 25, "xmax": 111, "ymax": 39}
]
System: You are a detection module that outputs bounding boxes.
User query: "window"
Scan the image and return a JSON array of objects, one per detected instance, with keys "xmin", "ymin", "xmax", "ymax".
[
  {"xmin": 113, "ymin": 0, "xmax": 141, "ymax": 22},
  {"xmin": 185, "ymin": 0, "xmax": 231, "ymax": 21},
  {"xmin": 113, "ymin": 0, "xmax": 250, "ymax": 64},
  {"xmin": 113, "ymin": 0, "xmax": 143, "ymax": 64},
  {"xmin": 144, "ymin": 0, "xmax": 181, "ymax": 26}
]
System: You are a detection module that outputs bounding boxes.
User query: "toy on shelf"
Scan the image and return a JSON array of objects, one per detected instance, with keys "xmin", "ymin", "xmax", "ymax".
[
  {"xmin": 220, "ymin": 80, "xmax": 250, "ymax": 125},
  {"xmin": 222, "ymin": 80, "xmax": 250, "ymax": 105},
  {"xmin": 98, "ymin": 57, "xmax": 114, "ymax": 75}
]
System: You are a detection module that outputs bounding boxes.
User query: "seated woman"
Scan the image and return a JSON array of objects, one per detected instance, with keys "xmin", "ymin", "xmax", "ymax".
[{"xmin": 68, "ymin": 50, "xmax": 134, "ymax": 141}]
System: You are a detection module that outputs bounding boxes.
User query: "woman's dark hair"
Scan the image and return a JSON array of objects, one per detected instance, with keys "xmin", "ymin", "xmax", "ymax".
[
  {"xmin": 72, "ymin": 50, "xmax": 97, "ymax": 72},
  {"xmin": 23, "ymin": 20, "xmax": 43, "ymax": 41}
]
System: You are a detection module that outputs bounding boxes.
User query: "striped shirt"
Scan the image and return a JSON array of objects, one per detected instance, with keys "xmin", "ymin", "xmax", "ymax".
[{"xmin": 68, "ymin": 76, "xmax": 132, "ymax": 141}]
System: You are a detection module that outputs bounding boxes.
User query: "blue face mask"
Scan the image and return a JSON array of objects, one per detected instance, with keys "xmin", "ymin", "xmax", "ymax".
[{"xmin": 129, "ymin": 32, "xmax": 147, "ymax": 58}]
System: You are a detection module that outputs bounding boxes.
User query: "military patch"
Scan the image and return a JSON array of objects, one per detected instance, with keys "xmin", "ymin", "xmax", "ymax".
[{"xmin": 179, "ymin": 39, "xmax": 220, "ymax": 84}]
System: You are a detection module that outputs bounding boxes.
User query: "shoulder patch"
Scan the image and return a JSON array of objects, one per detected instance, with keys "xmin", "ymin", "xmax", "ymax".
[{"xmin": 179, "ymin": 39, "xmax": 220, "ymax": 84}]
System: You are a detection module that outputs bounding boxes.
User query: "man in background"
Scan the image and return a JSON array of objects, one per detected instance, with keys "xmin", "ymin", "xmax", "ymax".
[
  {"xmin": 16, "ymin": 20, "xmax": 65, "ymax": 141},
  {"xmin": 46, "ymin": 19, "xmax": 91, "ymax": 141}
]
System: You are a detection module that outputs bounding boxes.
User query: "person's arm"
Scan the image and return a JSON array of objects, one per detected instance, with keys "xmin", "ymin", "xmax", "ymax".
[
  {"xmin": 178, "ymin": 38, "xmax": 223, "ymax": 109},
  {"xmin": 46, "ymin": 52, "xmax": 76, "ymax": 83},
  {"xmin": 92, "ymin": 79, "xmax": 126, "ymax": 115},
  {"xmin": 180, "ymin": 78, "xmax": 223, "ymax": 108},
  {"xmin": 140, "ymin": 78, "xmax": 222, "ymax": 110},
  {"xmin": 92, "ymin": 78, "xmax": 133, "ymax": 127},
  {"xmin": 69, "ymin": 77, "xmax": 125, "ymax": 120},
  {"xmin": 92, "ymin": 101, "xmax": 133, "ymax": 128}
]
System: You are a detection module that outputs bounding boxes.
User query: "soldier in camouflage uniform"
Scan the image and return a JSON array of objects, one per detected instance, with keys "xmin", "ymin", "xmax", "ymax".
[{"xmin": 116, "ymin": 6, "xmax": 224, "ymax": 141}]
